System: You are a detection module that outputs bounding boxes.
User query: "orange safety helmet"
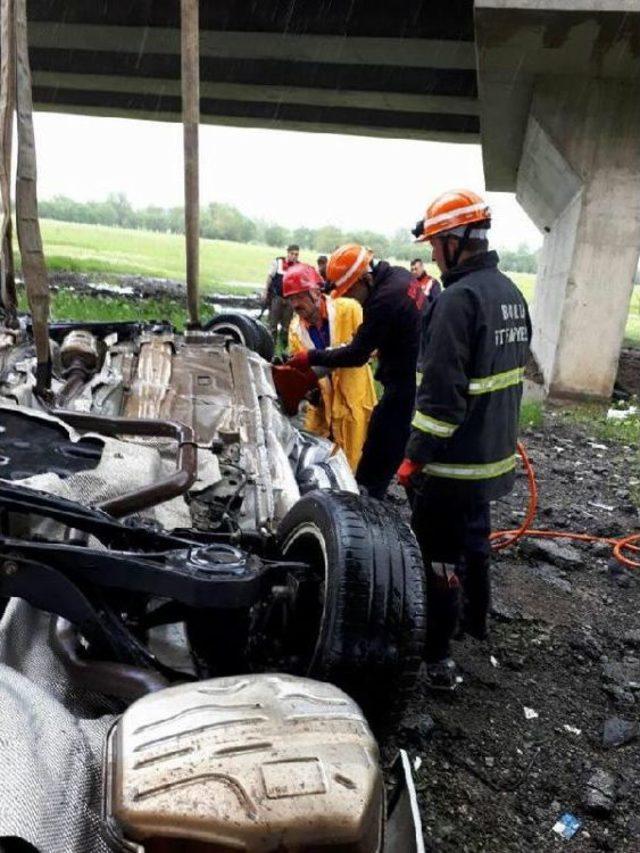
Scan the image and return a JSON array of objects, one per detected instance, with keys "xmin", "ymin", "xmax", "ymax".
[
  {"xmin": 412, "ymin": 189, "xmax": 491, "ymax": 242},
  {"xmin": 282, "ymin": 263, "xmax": 323, "ymax": 298},
  {"xmin": 327, "ymin": 243, "xmax": 374, "ymax": 299}
]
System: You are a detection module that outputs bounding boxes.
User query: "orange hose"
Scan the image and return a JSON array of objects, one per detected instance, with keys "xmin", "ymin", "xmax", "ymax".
[{"xmin": 491, "ymin": 442, "xmax": 640, "ymax": 569}]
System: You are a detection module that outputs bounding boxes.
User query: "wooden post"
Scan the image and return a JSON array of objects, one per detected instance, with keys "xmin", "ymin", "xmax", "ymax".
[
  {"xmin": 181, "ymin": 0, "xmax": 200, "ymax": 327},
  {"xmin": 14, "ymin": 0, "xmax": 51, "ymax": 390},
  {"xmin": 0, "ymin": 0, "xmax": 18, "ymax": 328}
]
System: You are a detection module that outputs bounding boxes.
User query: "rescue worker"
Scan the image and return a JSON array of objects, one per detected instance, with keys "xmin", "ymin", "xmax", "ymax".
[
  {"xmin": 284, "ymin": 262, "xmax": 376, "ymax": 471},
  {"xmin": 398, "ymin": 190, "xmax": 531, "ymax": 689},
  {"xmin": 288, "ymin": 243, "xmax": 423, "ymax": 499},
  {"xmin": 264, "ymin": 244, "xmax": 299, "ymax": 350},
  {"xmin": 410, "ymin": 258, "xmax": 441, "ymax": 307}
]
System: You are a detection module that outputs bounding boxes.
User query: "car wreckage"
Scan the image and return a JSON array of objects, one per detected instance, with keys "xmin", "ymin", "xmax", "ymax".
[
  {"xmin": 0, "ymin": 313, "xmax": 427, "ymax": 852},
  {"xmin": 0, "ymin": 1, "xmax": 427, "ymax": 845}
]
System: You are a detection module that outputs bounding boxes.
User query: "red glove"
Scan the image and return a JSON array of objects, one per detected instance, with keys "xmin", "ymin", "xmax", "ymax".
[
  {"xmin": 287, "ymin": 350, "xmax": 311, "ymax": 372},
  {"xmin": 397, "ymin": 458, "xmax": 423, "ymax": 488}
]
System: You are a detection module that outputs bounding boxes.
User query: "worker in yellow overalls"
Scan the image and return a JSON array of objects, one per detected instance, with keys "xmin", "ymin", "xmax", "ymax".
[{"xmin": 284, "ymin": 263, "xmax": 376, "ymax": 471}]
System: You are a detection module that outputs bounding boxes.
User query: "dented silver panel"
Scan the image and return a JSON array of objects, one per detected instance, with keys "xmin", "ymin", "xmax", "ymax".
[{"xmin": 106, "ymin": 674, "xmax": 384, "ymax": 852}]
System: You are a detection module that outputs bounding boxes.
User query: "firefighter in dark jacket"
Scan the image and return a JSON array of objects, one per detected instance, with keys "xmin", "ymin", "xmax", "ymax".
[
  {"xmin": 397, "ymin": 190, "xmax": 531, "ymax": 690},
  {"xmin": 288, "ymin": 243, "xmax": 423, "ymax": 499}
]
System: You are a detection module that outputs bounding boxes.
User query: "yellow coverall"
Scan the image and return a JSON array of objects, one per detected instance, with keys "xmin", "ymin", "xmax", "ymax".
[{"xmin": 288, "ymin": 296, "xmax": 377, "ymax": 471}]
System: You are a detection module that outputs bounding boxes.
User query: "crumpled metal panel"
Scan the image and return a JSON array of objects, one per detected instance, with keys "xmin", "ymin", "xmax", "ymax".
[
  {"xmin": 122, "ymin": 333, "xmax": 174, "ymax": 422},
  {"xmin": 123, "ymin": 332, "xmax": 238, "ymax": 445},
  {"xmin": 0, "ymin": 600, "xmax": 116, "ymax": 853},
  {"xmin": 107, "ymin": 673, "xmax": 384, "ymax": 853},
  {"xmin": 0, "ymin": 333, "xmax": 356, "ymax": 529},
  {"xmin": 121, "ymin": 335, "xmax": 302, "ymax": 528},
  {"xmin": 0, "ymin": 402, "xmax": 193, "ymax": 536}
]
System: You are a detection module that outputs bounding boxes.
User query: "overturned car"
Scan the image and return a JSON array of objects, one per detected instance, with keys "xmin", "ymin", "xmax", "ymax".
[{"xmin": 0, "ymin": 314, "xmax": 426, "ymax": 852}]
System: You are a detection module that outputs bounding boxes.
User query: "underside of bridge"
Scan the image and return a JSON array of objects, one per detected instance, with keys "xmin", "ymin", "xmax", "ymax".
[
  {"xmin": 5, "ymin": 1, "xmax": 640, "ymax": 399},
  {"xmin": 21, "ymin": 0, "xmax": 479, "ymax": 143}
]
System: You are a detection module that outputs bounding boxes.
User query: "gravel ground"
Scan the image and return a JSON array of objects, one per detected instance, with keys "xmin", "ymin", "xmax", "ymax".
[{"xmin": 388, "ymin": 411, "xmax": 640, "ymax": 852}]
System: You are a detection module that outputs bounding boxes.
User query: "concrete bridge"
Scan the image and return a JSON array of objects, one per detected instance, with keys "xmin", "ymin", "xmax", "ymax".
[{"xmin": 17, "ymin": 1, "xmax": 640, "ymax": 399}]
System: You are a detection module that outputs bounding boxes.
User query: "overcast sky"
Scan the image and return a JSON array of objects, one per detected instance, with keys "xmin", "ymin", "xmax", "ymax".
[{"xmin": 33, "ymin": 112, "xmax": 540, "ymax": 250}]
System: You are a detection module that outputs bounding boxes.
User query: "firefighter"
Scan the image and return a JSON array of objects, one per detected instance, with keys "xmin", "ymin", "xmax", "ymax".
[
  {"xmin": 264, "ymin": 244, "xmax": 299, "ymax": 350},
  {"xmin": 284, "ymin": 263, "xmax": 376, "ymax": 471},
  {"xmin": 287, "ymin": 243, "xmax": 423, "ymax": 499},
  {"xmin": 397, "ymin": 189, "xmax": 531, "ymax": 690},
  {"xmin": 410, "ymin": 258, "xmax": 441, "ymax": 307}
]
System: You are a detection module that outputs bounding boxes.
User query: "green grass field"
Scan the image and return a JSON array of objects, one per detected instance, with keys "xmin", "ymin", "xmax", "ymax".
[
  {"xmin": 11, "ymin": 219, "xmax": 640, "ymax": 344},
  {"xmin": 17, "ymin": 290, "xmax": 204, "ymax": 329},
  {"xmin": 34, "ymin": 219, "xmax": 317, "ymax": 293}
]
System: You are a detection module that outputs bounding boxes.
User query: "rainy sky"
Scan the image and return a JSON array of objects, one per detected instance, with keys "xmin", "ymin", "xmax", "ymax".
[{"xmin": 33, "ymin": 112, "xmax": 540, "ymax": 249}]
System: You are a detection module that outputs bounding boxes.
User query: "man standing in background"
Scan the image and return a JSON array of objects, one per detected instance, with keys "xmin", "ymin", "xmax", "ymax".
[
  {"xmin": 410, "ymin": 258, "xmax": 441, "ymax": 308},
  {"xmin": 317, "ymin": 255, "xmax": 328, "ymax": 284},
  {"xmin": 264, "ymin": 244, "xmax": 299, "ymax": 350}
]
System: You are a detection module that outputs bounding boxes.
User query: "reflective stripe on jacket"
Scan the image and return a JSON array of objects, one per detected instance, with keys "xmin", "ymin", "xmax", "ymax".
[{"xmin": 406, "ymin": 251, "xmax": 531, "ymax": 500}]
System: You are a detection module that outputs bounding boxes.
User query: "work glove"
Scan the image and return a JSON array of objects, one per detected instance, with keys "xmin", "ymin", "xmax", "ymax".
[
  {"xmin": 287, "ymin": 350, "xmax": 311, "ymax": 372},
  {"xmin": 396, "ymin": 458, "xmax": 423, "ymax": 488}
]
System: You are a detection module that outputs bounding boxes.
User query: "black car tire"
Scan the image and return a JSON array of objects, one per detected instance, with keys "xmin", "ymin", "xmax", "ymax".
[
  {"xmin": 204, "ymin": 313, "xmax": 261, "ymax": 353},
  {"xmin": 251, "ymin": 317, "xmax": 275, "ymax": 361},
  {"xmin": 275, "ymin": 490, "xmax": 426, "ymax": 726}
]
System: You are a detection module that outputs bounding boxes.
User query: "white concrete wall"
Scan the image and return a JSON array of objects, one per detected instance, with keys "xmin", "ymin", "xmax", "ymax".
[{"xmin": 516, "ymin": 77, "xmax": 640, "ymax": 398}]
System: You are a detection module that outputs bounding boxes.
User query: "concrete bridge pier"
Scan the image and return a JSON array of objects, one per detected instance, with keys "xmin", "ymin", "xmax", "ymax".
[
  {"xmin": 476, "ymin": 2, "xmax": 640, "ymax": 400},
  {"xmin": 517, "ymin": 78, "xmax": 640, "ymax": 399}
]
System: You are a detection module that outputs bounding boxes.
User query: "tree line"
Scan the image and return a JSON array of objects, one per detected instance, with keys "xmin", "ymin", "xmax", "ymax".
[{"xmin": 38, "ymin": 193, "xmax": 540, "ymax": 272}]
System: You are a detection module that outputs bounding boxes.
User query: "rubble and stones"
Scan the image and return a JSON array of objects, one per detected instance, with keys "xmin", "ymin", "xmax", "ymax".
[
  {"xmin": 388, "ymin": 414, "xmax": 640, "ymax": 852},
  {"xmin": 583, "ymin": 769, "xmax": 616, "ymax": 817},
  {"xmin": 602, "ymin": 717, "xmax": 638, "ymax": 749},
  {"xmin": 519, "ymin": 538, "xmax": 584, "ymax": 570}
]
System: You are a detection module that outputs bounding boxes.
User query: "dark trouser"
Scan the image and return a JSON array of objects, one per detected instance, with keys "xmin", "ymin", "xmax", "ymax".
[
  {"xmin": 268, "ymin": 296, "xmax": 293, "ymax": 350},
  {"xmin": 355, "ymin": 383, "xmax": 415, "ymax": 500},
  {"xmin": 411, "ymin": 489, "xmax": 491, "ymax": 663}
]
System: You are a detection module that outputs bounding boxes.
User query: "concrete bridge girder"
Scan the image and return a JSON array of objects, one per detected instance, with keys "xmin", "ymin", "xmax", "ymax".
[{"xmin": 7, "ymin": 4, "xmax": 480, "ymax": 143}]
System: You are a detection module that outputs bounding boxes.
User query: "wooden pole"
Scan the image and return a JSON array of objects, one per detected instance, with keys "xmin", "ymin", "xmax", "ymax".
[
  {"xmin": 14, "ymin": 0, "xmax": 50, "ymax": 390},
  {"xmin": 181, "ymin": 0, "xmax": 200, "ymax": 327},
  {"xmin": 0, "ymin": 0, "xmax": 18, "ymax": 328}
]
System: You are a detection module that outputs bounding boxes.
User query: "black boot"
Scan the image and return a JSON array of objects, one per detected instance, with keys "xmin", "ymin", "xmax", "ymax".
[
  {"xmin": 425, "ymin": 563, "xmax": 461, "ymax": 662},
  {"xmin": 425, "ymin": 657, "xmax": 463, "ymax": 691},
  {"xmin": 460, "ymin": 555, "xmax": 491, "ymax": 641}
]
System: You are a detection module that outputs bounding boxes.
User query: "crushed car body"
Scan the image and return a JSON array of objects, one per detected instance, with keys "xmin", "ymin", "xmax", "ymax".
[{"xmin": 0, "ymin": 317, "xmax": 426, "ymax": 852}]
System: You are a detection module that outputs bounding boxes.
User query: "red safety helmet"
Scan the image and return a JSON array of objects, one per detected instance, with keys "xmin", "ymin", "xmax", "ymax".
[
  {"xmin": 282, "ymin": 263, "xmax": 323, "ymax": 298},
  {"xmin": 412, "ymin": 189, "xmax": 491, "ymax": 242},
  {"xmin": 327, "ymin": 243, "xmax": 374, "ymax": 299}
]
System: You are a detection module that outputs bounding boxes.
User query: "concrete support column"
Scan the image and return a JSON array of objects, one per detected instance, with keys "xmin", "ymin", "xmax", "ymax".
[{"xmin": 517, "ymin": 77, "xmax": 640, "ymax": 399}]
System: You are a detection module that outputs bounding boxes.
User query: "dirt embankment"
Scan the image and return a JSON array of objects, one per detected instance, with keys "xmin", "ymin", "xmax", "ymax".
[
  {"xmin": 390, "ymin": 414, "xmax": 640, "ymax": 852},
  {"xmin": 26, "ymin": 271, "xmax": 263, "ymax": 310}
]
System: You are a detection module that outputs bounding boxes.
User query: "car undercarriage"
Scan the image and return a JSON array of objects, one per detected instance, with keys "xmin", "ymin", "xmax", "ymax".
[{"xmin": 0, "ymin": 316, "xmax": 426, "ymax": 852}]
